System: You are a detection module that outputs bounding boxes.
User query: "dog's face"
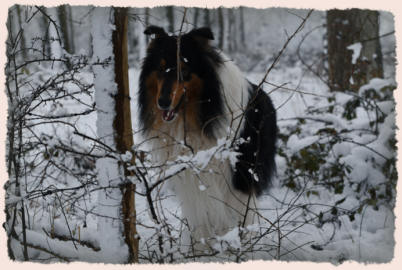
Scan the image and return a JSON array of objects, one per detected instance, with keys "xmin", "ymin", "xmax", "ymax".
[{"xmin": 143, "ymin": 26, "xmax": 214, "ymax": 123}]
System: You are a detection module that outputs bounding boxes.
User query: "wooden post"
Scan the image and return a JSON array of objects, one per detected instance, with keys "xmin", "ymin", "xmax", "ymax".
[{"xmin": 112, "ymin": 7, "xmax": 139, "ymax": 263}]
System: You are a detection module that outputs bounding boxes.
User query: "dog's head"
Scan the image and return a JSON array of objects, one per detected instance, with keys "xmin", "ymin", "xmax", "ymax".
[{"xmin": 140, "ymin": 26, "xmax": 219, "ymax": 123}]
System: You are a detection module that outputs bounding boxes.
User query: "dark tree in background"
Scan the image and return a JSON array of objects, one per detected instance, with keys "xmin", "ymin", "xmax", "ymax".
[
  {"xmin": 228, "ymin": 8, "xmax": 236, "ymax": 52},
  {"xmin": 218, "ymin": 7, "xmax": 224, "ymax": 50},
  {"xmin": 239, "ymin": 7, "xmax": 246, "ymax": 48},
  {"xmin": 193, "ymin": 8, "xmax": 200, "ymax": 28},
  {"xmin": 57, "ymin": 5, "xmax": 74, "ymax": 54},
  {"xmin": 145, "ymin": 7, "xmax": 150, "ymax": 43},
  {"xmin": 39, "ymin": 6, "xmax": 51, "ymax": 56},
  {"xmin": 16, "ymin": 5, "xmax": 28, "ymax": 60},
  {"xmin": 166, "ymin": 6, "xmax": 174, "ymax": 33},
  {"xmin": 203, "ymin": 8, "xmax": 211, "ymax": 28},
  {"xmin": 327, "ymin": 9, "xmax": 383, "ymax": 91}
]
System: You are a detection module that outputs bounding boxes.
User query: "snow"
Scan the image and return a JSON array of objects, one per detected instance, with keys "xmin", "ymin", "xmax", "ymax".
[
  {"xmin": 171, "ymin": 137, "xmax": 240, "ymax": 173},
  {"xmin": 332, "ymin": 142, "xmax": 352, "ymax": 158},
  {"xmin": 120, "ymin": 151, "xmax": 133, "ymax": 162},
  {"xmin": 215, "ymin": 227, "xmax": 241, "ymax": 251},
  {"xmin": 347, "ymin": 42, "xmax": 362, "ymax": 64},
  {"xmin": 287, "ymin": 134, "xmax": 319, "ymax": 154},
  {"xmin": 358, "ymin": 78, "xmax": 394, "ymax": 96},
  {"xmin": 5, "ymin": 194, "xmax": 22, "ymax": 206},
  {"xmin": 92, "ymin": 9, "xmax": 117, "ymax": 148}
]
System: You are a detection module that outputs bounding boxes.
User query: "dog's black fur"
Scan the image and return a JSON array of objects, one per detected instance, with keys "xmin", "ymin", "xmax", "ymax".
[{"xmin": 233, "ymin": 84, "xmax": 277, "ymax": 195}]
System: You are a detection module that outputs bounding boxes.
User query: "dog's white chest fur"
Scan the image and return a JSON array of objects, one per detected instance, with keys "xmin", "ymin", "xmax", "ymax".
[{"xmin": 148, "ymin": 131, "xmax": 256, "ymax": 241}]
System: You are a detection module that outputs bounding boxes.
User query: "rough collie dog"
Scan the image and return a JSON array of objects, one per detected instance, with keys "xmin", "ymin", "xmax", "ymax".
[{"xmin": 138, "ymin": 26, "xmax": 277, "ymax": 244}]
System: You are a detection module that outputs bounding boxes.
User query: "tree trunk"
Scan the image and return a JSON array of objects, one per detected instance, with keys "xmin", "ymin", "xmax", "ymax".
[
  {"xmin": 39, "ymin": 6, "xmax": 51, "ymax": 57},
  {"xmin": 67, "ymin": 5, "xmax": 75, "ymax": 54},
  {"xmin": 203, "ymin": 8, "xmax": 210, "ymax": 27},
  {"xmin": 327, "ymin": 9, "xmax": 383, "ymax": 91},
  {"xmin": 228, "ymin": 8, "xmax": 236, "ymax": 52},
  {"xmin": 193, "ymin": 8, "xmax": 199, "ymax": 28},
  {"xmin": 112, "ymin": 7, "xmax": 139, "ymax": 263},
  {"xmin": 16, "ymin": 5, "xmax": 27, "ymax": 60},
  {"xmin": 218, "ymin": 7, "xmax": 224, "ymax": 50},
  {"xmin": 48, "ymin": 7, "xmax": 63, "ymax": 63},
  {"xmin": 166, "ymin": 6, "xmax": 174, "ymax": 33},
  {"xmin": 57, "ymin": 5, "xmax": 72, "ymax": 54},
  {"xmin": 240, "ymin": 7, "xmax": 246, "ymax": 48},
  {"xmin": 145, "ymin": 7, "xmax": 150, "ymax": 43}
]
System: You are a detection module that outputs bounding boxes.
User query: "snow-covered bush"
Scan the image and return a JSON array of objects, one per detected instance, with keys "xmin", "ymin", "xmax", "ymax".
[
  {"xmin": 278, "ymin": 78, "xmax": 397, "ymax": 228},
  {"xmin": 4, "ymin": 6, "xmax": 108, "ymax": 262}
]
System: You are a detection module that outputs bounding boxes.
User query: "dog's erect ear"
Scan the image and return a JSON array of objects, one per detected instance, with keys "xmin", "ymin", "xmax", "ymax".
[
  {"xmin": 186, "ymin": 27, "xmax": 214, "ymax": 46},
  {"xmin": 144, "ymin": 25, "xmax": 167, "ymax": 38}
]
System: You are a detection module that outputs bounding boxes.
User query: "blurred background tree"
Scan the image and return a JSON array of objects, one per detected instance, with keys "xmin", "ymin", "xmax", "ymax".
[{"xmin": 327, "ymin": 9, "xmax": 383, "ymax": 91}]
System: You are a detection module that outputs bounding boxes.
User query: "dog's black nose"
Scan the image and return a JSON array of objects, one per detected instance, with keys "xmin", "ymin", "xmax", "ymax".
[{"xmin": 158, "ymin": 97, "xmax": 171, "ymax": 110}]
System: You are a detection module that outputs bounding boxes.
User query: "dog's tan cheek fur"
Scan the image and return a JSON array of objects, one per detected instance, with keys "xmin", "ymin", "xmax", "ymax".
[{"xmin": 173, "ymin": 74, "xmax": 203, "ymax": 131}]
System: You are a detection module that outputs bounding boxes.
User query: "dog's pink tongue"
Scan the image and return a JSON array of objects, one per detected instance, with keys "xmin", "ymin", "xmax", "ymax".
[{"xmin": 162, "ymin": 110, "xmax": 175, "ymax": 122}]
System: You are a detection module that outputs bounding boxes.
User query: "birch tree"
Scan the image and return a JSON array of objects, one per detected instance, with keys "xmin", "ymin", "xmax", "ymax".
[{"xmin": 91, "ymin": 7, "xmax": 138, "ymax": 263}]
